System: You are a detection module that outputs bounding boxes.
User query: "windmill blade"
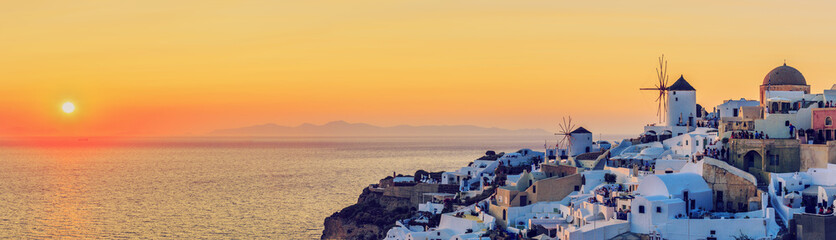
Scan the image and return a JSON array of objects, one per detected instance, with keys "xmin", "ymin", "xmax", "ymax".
[
  {"xmin": 568, "ymin": 116, "xmax": 574, "ymax": 131},
  {"xmin": 566, "ymin": 135, "xmax": 575, "ymax": 151},
  {"xmin": 567, "ymin": 117, "xmax": 575, "ymax": 134},
  {"xmin": 562, "ymin": 135, "xmax": 571, "ymax": 148},
  {"xmin": 663, "ymin": 91, "xmax": 668, "ymax": 119},
  {"xmin": 657, "ymin": 99, "xmax": 663, "ymax": 121}
]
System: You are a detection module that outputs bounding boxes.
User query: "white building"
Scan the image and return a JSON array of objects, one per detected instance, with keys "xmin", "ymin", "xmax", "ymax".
[
  {"xmin": 441, "ymin": 158, "xmax": 501, "ymax": 187},
  {"xmin": 498, "ymin": 149, "xmax": 543, "ymax": 167},
  {"xmin": 635, "ymin": 173, "xmax": 713, "ymax": 212},
  {"xmin": 768, "ymin": 164, "xmax": 836, "ymax": 226},
  {"xmin": 630, "ymin": 195, "xmax": 687, "ymax": 233},
  {"xmin": 386, "ymin": 208, "xmax": 494, "ymax": 240},
  {"xmin": 569, "ymin": 127, "xmax": 593, "ymax": 157},
  {"xmin": 717, "ymin": 98, "xmax": 761, "ymax": 118},
  {"xmin": 631, "ymin": 172, "xmax": 780, "ymax": 239},
  {"xmin": 661, "ymin": 127, "xmax": 716, "ymax": 159},
  {"xmin": 667, "ymin": 75, "xmax": 697, "ymax": 127}
]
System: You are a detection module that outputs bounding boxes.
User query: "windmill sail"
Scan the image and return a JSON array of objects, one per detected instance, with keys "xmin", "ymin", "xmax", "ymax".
[
  {"xmin": 640, "ymin": 54, "xmax": 670, "ymax": 123},
  {"xmin": 555, "ymin": 116, "xmax": 576, "ymax": 158}
]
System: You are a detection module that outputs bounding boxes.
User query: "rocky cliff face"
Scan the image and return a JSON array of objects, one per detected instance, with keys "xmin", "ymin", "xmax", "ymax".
[{"xmin": 321, "ymin": 188, "xmax": 414, "ymax": 240}]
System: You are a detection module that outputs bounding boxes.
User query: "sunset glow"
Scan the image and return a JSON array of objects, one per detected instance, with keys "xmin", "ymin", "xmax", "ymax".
[
  {"xmin": 62, "ymin": 102, "xmax": 75, "ymax": 114},
  {"xmin": 4, "ymin": 1, "xmax": 836, "ymax": 137}
]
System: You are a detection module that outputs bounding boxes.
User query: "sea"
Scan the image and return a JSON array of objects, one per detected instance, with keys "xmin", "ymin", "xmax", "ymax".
[{"xmin": 0, "ymin": 135, "xmax": 629, "ymax": 239}]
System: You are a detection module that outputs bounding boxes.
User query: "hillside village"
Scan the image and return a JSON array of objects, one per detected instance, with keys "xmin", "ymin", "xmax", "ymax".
[{"xmin": 323, "ymin": 62, "xmax": 836, "ymax": 240}]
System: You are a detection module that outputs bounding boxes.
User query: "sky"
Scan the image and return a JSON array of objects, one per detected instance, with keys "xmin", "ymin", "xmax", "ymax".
[{"xmin": 3, "ymin": 0, "xmax": 836, "ymax": 137}]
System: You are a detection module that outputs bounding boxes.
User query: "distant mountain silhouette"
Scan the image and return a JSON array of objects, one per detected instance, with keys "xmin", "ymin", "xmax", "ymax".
[{"xmin": 210, "ymin": 121, "xmax": 549, "ymax": 136}]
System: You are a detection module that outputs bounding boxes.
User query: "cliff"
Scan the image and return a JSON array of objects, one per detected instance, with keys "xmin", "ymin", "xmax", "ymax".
[{"xmin": 321, "ymin": 187, "xmax": 414, "ymax": 240}]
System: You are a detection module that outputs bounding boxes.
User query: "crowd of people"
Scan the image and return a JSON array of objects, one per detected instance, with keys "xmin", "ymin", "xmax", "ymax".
[
  {"xmin": 730, "ymin": 130, "xmax": 769, "ymax": 139},
  {"xmin": 615, "ymin": 208, "xmax": 630, "ymax": 220},
  {"xmin": 696, "ymin": 120, "xmax": 717, "ymax": 128},
  {"xmin": 591, "ymin": 184, "xmax": 623, "ymax": 208},
  {"xmin": 825, "ymin": 100, "xmax": 836, "ymax": 108},
  {"xmin": 704, "ymin": 147, "xmax": 729, "ymax": 161}
]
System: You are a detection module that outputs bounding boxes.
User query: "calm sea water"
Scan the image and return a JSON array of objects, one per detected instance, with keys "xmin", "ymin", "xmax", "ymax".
[{"xmin": 0, "ymin": 136, "xmax": 626, "ymax": 239}]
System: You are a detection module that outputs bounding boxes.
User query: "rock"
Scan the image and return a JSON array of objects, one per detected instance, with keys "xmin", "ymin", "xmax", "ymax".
[{"xmin": 321, "ymin": 186, "xmax": 413, "ymax": 239}]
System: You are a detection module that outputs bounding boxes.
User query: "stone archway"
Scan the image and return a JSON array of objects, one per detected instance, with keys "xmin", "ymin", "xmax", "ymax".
[
  {"xmin": 743, "ymin": 150, "xmax": 762, "ymax": 170},
  {"xmin": 595, "ymin": 212, "xmax": 605, "ymax": 221}
]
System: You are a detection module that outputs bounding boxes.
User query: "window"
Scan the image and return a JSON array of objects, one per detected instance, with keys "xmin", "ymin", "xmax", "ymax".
[
  {"xmin": 827, "ymin": 117, "xmax": 833, "ymax": 126},
  {"xmin": 676, "ymin": 97, "xmax": 679, "ymax": 101},
  {"xmin": 533, "ymin": 185, "xmax": 537, "ymax": 194},
  {"xmin": 690, "ymin": 199, "xmax": 696, "ymax": 209},
  {"xmin": 656, "ymin": 206, "xmax": 662, "ymax": 213},
  {"xmin": 574, "ymin": 186, "xmax": 580, "ymax": 191},
  {"xmin": 638, "ymin": 205, "xmax": 645, "ymax": 213},
  {"xmin": 733, "ymin": 108, "xmax": 739, "ymax": 117}
]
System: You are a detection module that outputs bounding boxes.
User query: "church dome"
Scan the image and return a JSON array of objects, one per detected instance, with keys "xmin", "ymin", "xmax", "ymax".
[{"xmin": 763, "ymin": 64, "xmax": 807, "ymax": 86}]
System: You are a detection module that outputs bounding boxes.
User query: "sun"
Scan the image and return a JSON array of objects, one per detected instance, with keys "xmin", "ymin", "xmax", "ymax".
[{"xmin": 62, "ymin": 102, "xmax": 75, "ymax": 114}]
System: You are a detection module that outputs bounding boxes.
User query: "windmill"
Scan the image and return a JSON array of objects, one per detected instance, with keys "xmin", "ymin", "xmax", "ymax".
[
  {"xmin": 554, "ymin": 116, "xmax": 576, "ymax": 158},
  {"xmin": 640, "ymin": 54, "xmax": 670, "ymax": 123}
]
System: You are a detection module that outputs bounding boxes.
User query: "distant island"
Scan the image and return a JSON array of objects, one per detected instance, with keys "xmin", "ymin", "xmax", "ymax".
[{"xmin": 210, "ymin": 121, "xmax": 549, "ymax": 137}]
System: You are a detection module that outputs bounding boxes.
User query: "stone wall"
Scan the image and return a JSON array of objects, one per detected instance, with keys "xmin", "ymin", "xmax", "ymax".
[
  {"xmin": 702, "ymin": 163, "xmax": 762, "ymax": 212},
  {"xmin": 729, "ymin": 138, "xmax": 801, "ymax": 185},
  {"xmin": 541, "ymin": 164, "xmax": 577, "ymax": 178},
  {"xmin": 800, "ymin": 141, "xmax": 836, "ymax": 171},
  {"xmin": 489, "ymin": 174, "xmax": 582, "ymax": 227},
  {"xmin": 791, "ymin": 213, "xmax": 836, "ymax": 240},
  {"xmin": 526, "ymin": 174, "xmax": 582, "ymax": 204}
]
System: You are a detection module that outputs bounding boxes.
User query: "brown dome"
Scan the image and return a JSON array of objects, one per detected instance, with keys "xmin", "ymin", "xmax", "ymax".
[{"xmin": 763, "ymin": 64, "xmax": 806, "ymax": 86}]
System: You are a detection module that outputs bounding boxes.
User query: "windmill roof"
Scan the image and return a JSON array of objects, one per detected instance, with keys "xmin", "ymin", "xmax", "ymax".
[
  {"xmin": 571, "ymin": 127, "xmax": 591, "ymax": 134},
  {"xmin": 667, "ymin": 75, "xmax": 695, "ymax": 91}
]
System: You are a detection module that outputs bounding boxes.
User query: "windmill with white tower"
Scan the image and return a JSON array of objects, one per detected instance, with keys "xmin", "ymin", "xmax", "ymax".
[
  {"xmin": 554, "ymin": 116, "xmax": 593, "ymax": 159},
  {"xmin": 641, "ymin": 55, "xmax": 698, "ymax": 141}
]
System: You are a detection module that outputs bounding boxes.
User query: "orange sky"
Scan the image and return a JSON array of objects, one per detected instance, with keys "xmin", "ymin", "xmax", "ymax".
[{"xmin": 3, "ymin": 1, "xmax": 836, "ymax": 137}]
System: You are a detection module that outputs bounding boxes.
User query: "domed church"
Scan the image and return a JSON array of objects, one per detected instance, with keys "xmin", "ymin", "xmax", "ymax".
[{"xmin": 759, "ymin": 63, "xmax": 810, "ymax": 104}]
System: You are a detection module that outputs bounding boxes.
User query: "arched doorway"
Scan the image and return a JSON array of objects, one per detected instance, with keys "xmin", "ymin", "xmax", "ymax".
[
  {"xmin": 643, "ymin": 131, "xmax": 657, "ymax": 143},
  {"xmin": 595, "ymin": 212, "xmax": 605, "ymax": 220},
  {"xmin": 743, "ymin": 151, "xmax": 762, "ymax": 170},
  {"xmin": 659, "ymin": 130, "xmax": 673, "ymax": 141}
]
